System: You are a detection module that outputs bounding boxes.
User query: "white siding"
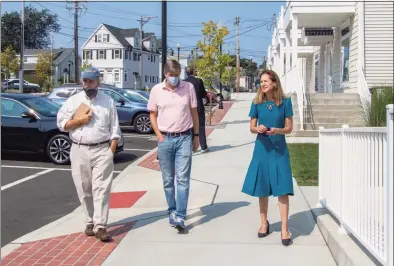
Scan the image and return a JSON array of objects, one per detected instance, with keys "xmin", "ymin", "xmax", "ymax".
[
  {"xmin": 83, "ymin": 25, "xmax": 123, "ymax": 49},
  {"xmin": 349, "ymin": 2, "xmax": 359, "ymax": 91},
  {"xmin": 364, "ymin": 0, "xmax": 394, "ymax": 86}
]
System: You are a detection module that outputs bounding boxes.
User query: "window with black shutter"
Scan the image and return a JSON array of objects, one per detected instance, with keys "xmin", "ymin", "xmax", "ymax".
[{"xmin": 95, "ymin": 35, "xmax": 97, "ymax": 42}]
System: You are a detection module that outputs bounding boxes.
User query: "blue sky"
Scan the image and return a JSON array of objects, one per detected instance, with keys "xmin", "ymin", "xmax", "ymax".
[{"xmin": 1, "ymin": 1, "xmax": 285, "ymax": 65}]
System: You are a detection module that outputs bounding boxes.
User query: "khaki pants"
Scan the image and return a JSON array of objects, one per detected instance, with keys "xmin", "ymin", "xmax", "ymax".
[{"xmin": 70, "ymin": 143, "xmax": 114, "ymax": 232}]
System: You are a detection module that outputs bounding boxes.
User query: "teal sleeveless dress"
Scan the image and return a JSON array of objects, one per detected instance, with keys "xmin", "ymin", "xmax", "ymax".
[{"xmin": 242, "ymin": 97, "xmax": 294, "ymax": 197}]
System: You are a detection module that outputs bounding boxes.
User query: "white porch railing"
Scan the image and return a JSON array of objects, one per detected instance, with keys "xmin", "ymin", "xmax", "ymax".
[
  {"xmin": 357, "ymin": 62, "xmax": 371, "ymax": 108},
  {"xmin": 281, "ymin": 66, "xmax": 305, "ymax": 131},
  {"xmin": 319, "ymin": 105, "xmax": 393, "ymax": 266}
]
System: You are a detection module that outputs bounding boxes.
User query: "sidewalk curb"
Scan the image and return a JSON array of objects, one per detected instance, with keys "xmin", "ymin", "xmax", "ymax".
[
  {"xmin": 1, "ymin": 147, "xmax": 158, "ymax": 258},
  {"xmin": 299, "ymin": 187, "xmax": 379, "ymax": 266},
  {"xmin": 1, "ymin": 206, "xmax": 82, "ymax": 257},
  {"xmin": 111, "ymin": 147, "xmax": 158, "ymax": 190}
]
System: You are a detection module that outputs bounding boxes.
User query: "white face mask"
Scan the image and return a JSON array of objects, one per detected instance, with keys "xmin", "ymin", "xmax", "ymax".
[{"xmin": 167, "ymin": 76, "xmax": 180, "ymax": 86}]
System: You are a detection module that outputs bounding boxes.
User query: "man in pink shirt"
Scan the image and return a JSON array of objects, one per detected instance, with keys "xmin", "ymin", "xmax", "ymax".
[{"xmin": 148, "ymin": 60, "xmax": 199, "ymax": 230}]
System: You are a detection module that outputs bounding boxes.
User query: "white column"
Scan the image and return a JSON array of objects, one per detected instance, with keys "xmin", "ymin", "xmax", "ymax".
[
  {"xmin": 333, "ymin": 27, "xmax": 341, "ymax": 92},
  {"xmin": 324, "ymin": 45, "xmax": 328, "ymax": 93},
  {"xmin": 292, "ymin": 14, "xmax": 298, "ymax": 93},
  {"xmin": 285, "ymin": 33, "xmax": 291, "ymax": 93},
  {"xmin": 279, "ymin": 39, "xmax": 285, "ymax": 78},
  {"xmin": 386, "ymin": 105, "xmax": 394, "ymax": 266},
  {"xmin": 319, "ymin": 46, "xmax": 325, "ymax": 93}
]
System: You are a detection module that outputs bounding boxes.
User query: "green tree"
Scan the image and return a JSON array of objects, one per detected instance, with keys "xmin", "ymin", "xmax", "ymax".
[
  {"xmin": 1, "ymin": 46, "xmax": 20, "ymax": 79},
  {"xmin": 81, "ymin": 60, "xmax": 93, "ymax": 72},
  {"xmin": 195, "ymin": 20, "xmax": 230, "ymax": 87},
  {"xmin": 1, "ymin": 6, "xmax": 60, "ymax": 53},
  {"xmin": 222, "ymin": 66, "xmax": 236, "ymax": 87},
  {"xmin": 35, "ymin": 52, "xmax": 53, "ymax": 91}
]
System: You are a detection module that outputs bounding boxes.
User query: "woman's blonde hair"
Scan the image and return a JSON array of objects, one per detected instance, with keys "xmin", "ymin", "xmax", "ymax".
[{"xmin": 253, "ymin": 70, "xmax": 285, "ymax": 105}]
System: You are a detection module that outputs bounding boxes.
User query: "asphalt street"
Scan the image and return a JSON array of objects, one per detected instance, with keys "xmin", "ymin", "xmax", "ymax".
[{"xmin": 1, "ymin": 129, "xmax": 157, "ymax": 247}]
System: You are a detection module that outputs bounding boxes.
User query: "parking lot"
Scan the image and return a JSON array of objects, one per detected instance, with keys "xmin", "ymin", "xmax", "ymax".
[{"xmin": 1, "ymin": 129, "xmax": 157, "ymax": 247}]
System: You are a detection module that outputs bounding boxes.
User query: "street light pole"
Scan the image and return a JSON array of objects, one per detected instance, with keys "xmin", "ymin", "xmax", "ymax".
[
  {"xmin": 177, "ymin": 42, "xmax": 180, "ymax": 61},
  {"xmin": 161, "ymin": 0, "xmax": 167, "ymax": 81},
  {"xmin": 138, "ymin": 15, "xmax": 157, "ymax": 89},
  {"xmin": 19, "ymin": 0, "xmax": 25, "ymax": 93}
]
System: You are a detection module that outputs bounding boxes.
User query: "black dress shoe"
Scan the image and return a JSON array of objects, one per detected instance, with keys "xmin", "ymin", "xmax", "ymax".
[
  {"xmin": 281, "ymin": 231, "xmax": 292, "ymax": 246},
  {"xmin": 85, "ymin": 224, "xmax": 94, "ymax": 236},
  {"xmin": 257, "ymin": 221, "xmax": 270, "ymax": 238}
]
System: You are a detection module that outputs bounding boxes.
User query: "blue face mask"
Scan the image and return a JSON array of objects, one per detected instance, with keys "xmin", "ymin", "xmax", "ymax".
[{"xmin": 167, "ymin": 76, "xmax": 180, "ymax": 87}]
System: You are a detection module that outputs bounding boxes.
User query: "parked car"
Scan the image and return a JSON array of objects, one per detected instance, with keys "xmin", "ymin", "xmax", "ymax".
[
  {"xmin": 46, "ymin": 85, "xmax": 153, "ymax": 134},
  {"xmin": 1, "ymin": 79, "xmax": 40, "ymax": 93},
  {"xmin": 209, "ymin": 86, "xmax": 231, "ymax": 101},
  {"xmin": 203, "ymin": 91, "xmax": 219, "ymax": 105},
  {"xmin": 1, "ymin": 93, "xmax": 124, "ymax": 165}
]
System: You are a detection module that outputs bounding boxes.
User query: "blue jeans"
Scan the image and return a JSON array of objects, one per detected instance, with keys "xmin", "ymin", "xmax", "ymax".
[{"xmin": 157, "ymin": 132, "xmax": 193, "ymax": 219}]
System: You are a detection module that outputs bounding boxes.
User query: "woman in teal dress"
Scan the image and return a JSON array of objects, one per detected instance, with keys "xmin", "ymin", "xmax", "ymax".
[{"xmin": 242, "ymin": 70, "xmax": 294, "ymax": 246}]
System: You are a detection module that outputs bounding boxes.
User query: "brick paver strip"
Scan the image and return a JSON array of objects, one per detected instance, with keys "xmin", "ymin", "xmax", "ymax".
[
  {"xmin": 138, "ymin": 101, "xmax": 234, "ymax": 171},
  {"xmin": 1, "ymin": 222, "xmax": 134, "ymax": 266},
  {"xmin": 109, "ymin": 191, "xmax": 147, "ymax": 209}
]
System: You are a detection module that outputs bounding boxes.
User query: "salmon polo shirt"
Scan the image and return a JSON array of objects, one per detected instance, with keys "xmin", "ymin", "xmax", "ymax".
[{"xmin": 147, "ymin": 80, "xmax": 197, "ymax": 133}]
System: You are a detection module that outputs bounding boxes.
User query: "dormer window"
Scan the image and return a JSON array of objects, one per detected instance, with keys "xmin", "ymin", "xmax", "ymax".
[{"xmin": 95, "ymin": 34, "xmax": 110, "ymax": 43}]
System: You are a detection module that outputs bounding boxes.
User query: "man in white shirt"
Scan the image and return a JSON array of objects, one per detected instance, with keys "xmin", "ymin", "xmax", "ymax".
[{"xmin": 57, "ymin": 67, "xmax": 120, "ymax": 242}]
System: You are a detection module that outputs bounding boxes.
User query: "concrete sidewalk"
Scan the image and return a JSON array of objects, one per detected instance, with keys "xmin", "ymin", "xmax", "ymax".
[{"xmin": 1, "ymin": 93, "xmax": 337, "ymax": 266}]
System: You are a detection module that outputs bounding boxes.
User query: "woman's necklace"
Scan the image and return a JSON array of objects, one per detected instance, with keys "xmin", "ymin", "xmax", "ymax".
[{"xmin": 264, "ymin": 101, "xmax": 275, "ymax": 111}]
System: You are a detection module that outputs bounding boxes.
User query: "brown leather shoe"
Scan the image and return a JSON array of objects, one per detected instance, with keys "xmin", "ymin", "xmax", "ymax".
[
  {"xmin": 95, "ymin": 228, "xmax": 111, "ymax": 242},
  {"xmin": 85, "ymin": 224, "xmax": 94, "ymax": 236}
]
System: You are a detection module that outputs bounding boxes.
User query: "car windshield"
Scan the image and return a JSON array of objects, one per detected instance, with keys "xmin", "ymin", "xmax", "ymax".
[
  {"xmin": 135, "ymin": 91, "xmax": 150, "ymax": 100},
  {"xmin": 118, "ymin": 90, "xmax": 148, "ymax": 103},
  {"xmin": 23, "ymin": 97, "xmax": 60, "ymax": 117}
]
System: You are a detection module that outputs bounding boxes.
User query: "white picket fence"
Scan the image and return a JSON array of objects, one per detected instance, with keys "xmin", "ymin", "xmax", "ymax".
[{"xmin": 319, "ymin": 104, "xmax": 393, "ymax": 266}]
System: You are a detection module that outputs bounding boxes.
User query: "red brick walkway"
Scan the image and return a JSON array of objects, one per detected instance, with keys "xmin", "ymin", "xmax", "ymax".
[
  {"xmin": 138, "ymin": 101, "xmax": 234, "ymax": 171},
  {"xmin": 1, "ymin": 192, "xmax": 146, "ymax": 266},
  {"xmin": 1, "ymin": 222, "xmax": 134, "ymax": 266}
]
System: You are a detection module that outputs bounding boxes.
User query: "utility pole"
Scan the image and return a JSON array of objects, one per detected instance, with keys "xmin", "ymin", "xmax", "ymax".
[
  {"xmin": 74, "ymin": 1, "xmax": 79, "ymax": 83},
  {"xmin": 161, "ymin": 0, "xmax": 167, "ymax": 81},
  {"xmin": 235, "ymin": 16, "xmax": 240, "ymax": 94},
  {"xmin": 19, "ymin": 0, "xmax": 25, "ymax": 93},
  {"xmin": 50, "ymin": 32, "xmax": 53, "ymax": 85},
  {"xmin": 138, "ymin": 16, "xmax": 155, "ymax": 88},
  {"xmin": 218, "ymin": 20, "xmax": 223, "ymax": 103}
]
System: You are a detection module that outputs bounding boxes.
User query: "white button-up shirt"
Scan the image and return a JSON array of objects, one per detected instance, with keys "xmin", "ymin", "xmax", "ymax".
[{"xmin": 57, "ymin": 90, "xmax": 120, "ymax": 144}]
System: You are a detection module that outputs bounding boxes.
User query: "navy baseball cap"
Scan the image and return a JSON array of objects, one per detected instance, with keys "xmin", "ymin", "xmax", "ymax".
[{"xmin": 81, "ymin": 67, "xmax": 100, "ymax": 80}]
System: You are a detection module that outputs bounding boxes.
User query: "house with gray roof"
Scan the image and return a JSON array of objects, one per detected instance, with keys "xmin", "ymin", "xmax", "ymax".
[
  {"xmin": 81, "ymin": 23, "xmax": 160, "ymax": 89},
  {"xmin": 21, "ymin": 48, "xmax": 81, "ymax": 83}
]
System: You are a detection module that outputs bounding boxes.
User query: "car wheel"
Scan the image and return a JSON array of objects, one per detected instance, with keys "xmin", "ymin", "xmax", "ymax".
[
  {"xmin": 46, "ymin": 134, "xmax": 71, "ymax": 165},
  {"xmin": 133, "ymin": 113, "xmax": 152, "ymax": 134},
  {"xmin": 29, "ymin": 88, "xmax": 37, "ymax": 93},
  {"xmin": 216, "ymin": 94, "xmax": 223, "ymax": 102}
]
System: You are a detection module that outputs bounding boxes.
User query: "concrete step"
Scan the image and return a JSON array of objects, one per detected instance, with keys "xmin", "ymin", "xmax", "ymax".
[
  {"xmin": 307, "ymin": 93, "xmax": 360, "ymax": 100},
  {"xmin": 289, "ymin": 130, "xmax": 319, "ymax": 137},
  {"xmin": 308, "ymin": 99, "xmax": 361, "ymax": 105},
  {"xmin": 309, "ymin": 117, "xmax": 365, "ymax": 124},
  {"xmin": 293, "ymin": 104, "xmax": 363, "ymax": 112},
  {"xmin": 293, "ymin": 110, "xmax": 363, "ymax": 118},
  {"xmin": 293, "ymin": 122, "xmax": 365, "ymax": 130},
  {"xmin": 290, "ymin": 93, "xmax": 360, "ymax": 100}
]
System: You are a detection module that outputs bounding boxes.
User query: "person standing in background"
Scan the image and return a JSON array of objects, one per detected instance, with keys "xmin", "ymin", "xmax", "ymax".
[{"xmin": 184, "ymin": 67, "xmax": 209, "ymax": 152}]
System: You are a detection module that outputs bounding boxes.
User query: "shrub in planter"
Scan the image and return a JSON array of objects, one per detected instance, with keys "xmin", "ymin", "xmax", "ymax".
[{"xmin": 364, "ymin": 85, "xmax": 393, "ymax": 127}]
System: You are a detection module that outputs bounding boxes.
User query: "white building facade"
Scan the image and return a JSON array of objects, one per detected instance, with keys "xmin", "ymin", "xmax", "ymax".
[
  {"xmin": 267, "ymin": 1, "xmax": 393, "ymax": 100},
  {"xmin": 81, "ymin": 23, "xmax": 160, "ymax": 89}
]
